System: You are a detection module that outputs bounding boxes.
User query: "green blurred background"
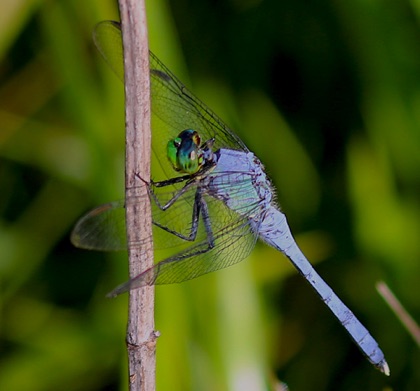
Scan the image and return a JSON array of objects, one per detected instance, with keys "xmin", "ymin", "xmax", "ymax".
[{"xmin": 1, "ymin": 0, "xmax": 419, "ymax": 390}]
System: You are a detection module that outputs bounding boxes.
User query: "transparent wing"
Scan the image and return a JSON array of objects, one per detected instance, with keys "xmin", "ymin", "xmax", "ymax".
[
  {"xmin": 71, "ymin": 201, "xmax": 127, "ymax": 251},
  {"xmin": 93, "ymin": 20, "xmax": 248, "ymax": 182},
  {"xmin": 107, "ymin": 196, "xmax": 260, "ymax": 297},
  {"xmin": 70, "ymin": 190, "xmax": 205, "ymax": 253},
  {"xmin": 72, "ymin": 172, "xmax": 263, "ymax": 294},
  {"xmin": 107, "ymin": 172, "xmax": 263, "ymax": 296},
  {"xmin": 93, "ymin": 21, "xmax": 124, "ymax": 82},
  {"xmin": 71, "ymin": 180, "xmax": 222, "ymax": 252},
  {"xmin": 72, "ymin": 170, "xmax": 262, "ymax": 251},
  {"xmin": 148, "ymin": 52, "xmax": 248, "ymax": 154}
]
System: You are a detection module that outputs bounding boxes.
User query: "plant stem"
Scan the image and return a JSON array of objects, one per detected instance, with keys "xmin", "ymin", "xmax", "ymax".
[{"xmin": 118, "ymin": 0, "xmax": 156, "ymax": 390}]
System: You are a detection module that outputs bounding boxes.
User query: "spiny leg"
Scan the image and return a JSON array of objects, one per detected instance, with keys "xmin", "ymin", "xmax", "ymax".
[
  {"xmin": 153, "ymin": 187, "xmax": 202, "ymax": 242},
  {"xmin": 136, "ymin": 171, "xmax": 196, "ymax": 211},
  {"xmin": 135, "ymin": 173, "xmax": 215, "ymax": 246},
  {"xmin": 148, "ymin": 192, "xmax": 217, "ymax": 286},
  {"xmin": 198, "ymin": 188, "xmax": 215, "ymax": 248},
  {"xmin": 153, "ymin": 186, "xmax": 215, "ymax": 249},
  {"xmin": 149, "ymin": 180, "xmax": 197, "ymax": 211}
]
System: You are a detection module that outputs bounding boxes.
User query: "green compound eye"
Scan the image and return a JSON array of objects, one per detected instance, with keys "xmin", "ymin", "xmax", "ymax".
[
  {"xmin": 167, "ymin": 129, "xmax": 204, "ymax": 174},
  {"xmin": 167, "ymin": 136, "xmax": 181, "ymax": 171}
]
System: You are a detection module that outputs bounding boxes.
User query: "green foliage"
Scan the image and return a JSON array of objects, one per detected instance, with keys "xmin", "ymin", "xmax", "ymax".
[{"xmin": 1, "ymin": 0, "xmax": 419, "ymax": 390}]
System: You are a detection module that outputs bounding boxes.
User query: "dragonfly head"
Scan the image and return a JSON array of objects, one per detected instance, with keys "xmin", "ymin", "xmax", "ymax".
[{"xmin": 167, "ymin": 129, "xmax": 209, "ymax": 174}]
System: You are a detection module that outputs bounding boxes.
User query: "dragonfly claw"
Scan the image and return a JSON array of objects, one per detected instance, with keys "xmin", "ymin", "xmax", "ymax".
[{"xmin": 134, "ymin": 172, "xmax": 152, "ymax": 186}]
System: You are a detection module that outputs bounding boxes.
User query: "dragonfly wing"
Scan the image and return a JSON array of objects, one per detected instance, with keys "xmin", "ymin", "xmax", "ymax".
[
  {"xmin": 93, "ymin": 21, "xmax": 124, "ymax": 81},
  {"xmin": 71, "ymin": 188, "xmax": 204, "ymax": 253},
  {"xmin": 71, "ymin": 201, "xmax": 128, "ymax": 251},
  {"xmin": 71, "ymin": 179, "xmax": 219, "ymax": 253},
  {"xmin": 103, "ymin": 169, "xmax": 265, "ymax": 296},
  {"xmin": 149, "ymin": 52, "xmax": 248, "ymax": 153},
  {"xmin": 107, "ymin": 206, "xmax": 259, "ymax": 297},
  {"xmin": 93, "ymin": 21, "xmax": 248, "ymax": 180}
]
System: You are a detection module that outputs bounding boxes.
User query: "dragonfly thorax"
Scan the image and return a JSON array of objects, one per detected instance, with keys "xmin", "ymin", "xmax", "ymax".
[{"xmin": 167, "ymin": 129, "xmax": 215, "ymax": 174}]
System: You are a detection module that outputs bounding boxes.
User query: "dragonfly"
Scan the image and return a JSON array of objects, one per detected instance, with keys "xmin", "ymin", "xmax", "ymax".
[{"xmin": 71, "ymin": 20, "xmax": 389, "ymax": 375}]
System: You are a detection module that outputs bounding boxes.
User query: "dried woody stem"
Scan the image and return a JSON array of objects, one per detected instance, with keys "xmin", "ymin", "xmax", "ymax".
[{"xmin": 118, "ymin": 0, "xmax": 156, "ymax": 390}]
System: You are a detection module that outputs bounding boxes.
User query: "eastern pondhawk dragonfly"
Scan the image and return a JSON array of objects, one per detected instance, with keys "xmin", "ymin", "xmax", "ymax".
[{"xmin": 71, "ymin": 21, "xmax": 389, "ymax": 375}]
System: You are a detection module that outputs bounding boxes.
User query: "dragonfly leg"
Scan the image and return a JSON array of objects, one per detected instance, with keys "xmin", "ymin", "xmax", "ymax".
[
  {"xmin": 150, "ymin": 180, "xmax": 197, "ymax": 211},
  {"xmin": 135, "ymin": 171, "xmax": 190, "ymax": 188},
  {"xmin": 152, "ymin": 186, "xmax": 201, "ymax": 241},
  {"xmin": 199, "ymin": 189, "xmax": 215, "ymax": 248},
  {"xmin": 135, "ymin": 171, "xmax": 197, "ymax": 211},
  {"xmin": 152, "ymin": 175, "xmax": 191, "ymax": 187},
  {"xmin": 152, "ymin": 186, "xmax": 215, "ymax": 249},
  {"xmin": 135, "ymin": 174, "xmax": 215, "ymax": 247}
]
